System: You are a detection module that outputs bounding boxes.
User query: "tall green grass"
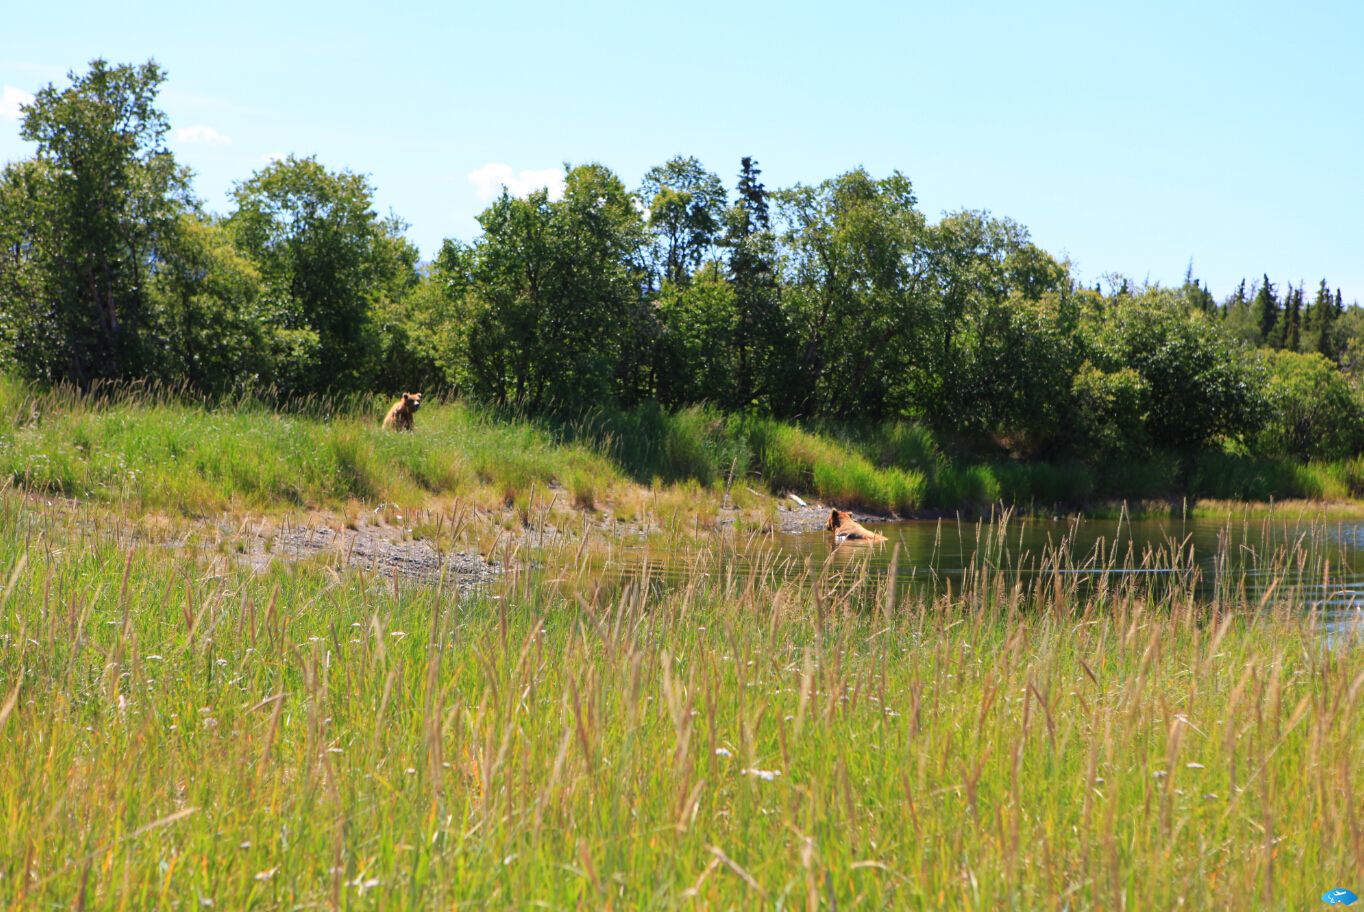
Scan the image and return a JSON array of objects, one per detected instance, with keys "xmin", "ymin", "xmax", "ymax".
[
  {"xmin": 0, "ymin": 378, "xmax": 619, "ymax": 514},
  {"xmin": 3, "ymin": 377, "xmax": 1363, "ymax": 516},
  {"xmin": 743, "ymin": 417, "xmax": 926, "ymax": 514},
  {"xmin": 1, "ymin": 495, "xmax": 1361, "ymax": 907}
]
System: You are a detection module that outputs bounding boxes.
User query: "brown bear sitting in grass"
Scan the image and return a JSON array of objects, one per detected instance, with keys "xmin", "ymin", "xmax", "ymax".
[
  {"xmin": 382, "ymin": 392, "xmax": 422, "ymax": 431},
  {"xmin": 825, "ymin": 508, "xmax": 886, "ymax": 543}
]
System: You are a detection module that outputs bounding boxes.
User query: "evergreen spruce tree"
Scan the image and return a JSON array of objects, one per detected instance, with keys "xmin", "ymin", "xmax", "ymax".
[
  {"xmin": 1304, "ymin": 279, "xmax": 1321, "ymax": 335},
  {"xmin": 726, "ymin": 156, "xmax": 782, "ymax": 411},
  {"xmin": 1284, "ymin": 284, "xmax": 1302, "ymax": 352},
  {"xmin": 1309, "ymin": 279, "xmax": 1333, "ymax": 356},
  {"xmin": 1226, "ymin": 278, "xmax": 1248, "ymax": 316},
  {"xmin": 1196, "ymin": 279, "xmax": 1215, "ymax": 313},
  {"xmin": 1182, "ymin": 263, "xmax": 1215, "ymax": 312},
  {"xmin": 1252, "ymin": 274, "xmax": 1279, "ymax": 346}
]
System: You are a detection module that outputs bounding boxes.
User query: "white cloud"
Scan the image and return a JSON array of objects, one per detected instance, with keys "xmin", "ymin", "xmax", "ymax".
[
  {"xmin": 1, "ymin": 85, "xmax": 34, "ymax": 122},
  {"xmin": 468, "ymin": 163, "xmax": 564, "ymax": 201},
  {"xmin": 174, "ymin": 125, "xmax": 232, "ymax": 146}
]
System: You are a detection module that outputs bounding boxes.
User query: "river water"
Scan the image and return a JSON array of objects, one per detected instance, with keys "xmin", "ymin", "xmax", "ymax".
[{"xmin": 601, "ymin": 511, "xmax": 1364, "ymax": 638}]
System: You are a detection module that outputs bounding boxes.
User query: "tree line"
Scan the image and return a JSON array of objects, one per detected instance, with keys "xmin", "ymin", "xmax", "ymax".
[{"xmin": 3, "ymin": 60, "xmax": 1363, "ymax": 467}]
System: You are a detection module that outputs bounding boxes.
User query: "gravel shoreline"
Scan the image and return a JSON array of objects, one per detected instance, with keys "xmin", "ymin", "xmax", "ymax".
[{"xmin": 242, "ymin": 520, "xmax": 502, "ymax": 590}]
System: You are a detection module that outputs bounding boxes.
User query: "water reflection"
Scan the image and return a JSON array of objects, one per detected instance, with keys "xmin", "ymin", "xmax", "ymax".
[{"xmin": 599, "ymin": 512, "xmax": 1364, "ymax": 639}]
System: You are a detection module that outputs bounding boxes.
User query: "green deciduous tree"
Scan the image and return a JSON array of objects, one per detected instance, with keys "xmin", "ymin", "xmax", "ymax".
[
  {"xmin": 1256, "ymin": 349, "xmax": 1364, "ymax": 459},
  {"xmin": 639, "ymin": 156, "xmax": 726, "ymax": 287},
  {"xmin": 653, "ymin": 266, "xmax": 739, "ymax": 406},
  {"xmin": 0, "ymin": 59, "xmax": 191, "ymax": 386},
  {"xmin": 1087, "ymin": 289, "xmax": 1263, "ymax": 468},
  {"xmin": 452, "ymin": 164, "xmax": 648, "ymax": 409},
  {"xmin": 1221, "ymin": 278, "xmax": 1261, "ymax": 346},
  {"xmin": 1069, "ymin": 360, "xmax": 1148, "ymax": 460},
  {"xmin": 950, "ymin": 289, "xmax": 1081, "ymax": 455},
  {"xmin": 367, "ymin": 215, "xmax": 438, "ymax": 394},
  {"xmin": 775, "ymin": 169, "xmax": 929, "ymax": 418},
  {"xmin": 228, "ymin": 156, "xmax": 411, "ymax": 394},
  {"xmin": 145, "ymin": 214, "xmax": 273, "ymax": 394},
  {"xmin": 914, "ymin": 211, "xmax": 1067, "ymax": 437},
  {"xmin": 0, "ymin": 161, "xmax": 48, "ymax": 376}
]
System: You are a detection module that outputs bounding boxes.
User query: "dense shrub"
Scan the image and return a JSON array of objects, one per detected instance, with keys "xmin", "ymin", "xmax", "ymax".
[{"xmin": 1256, "ymin": 350, "xmax": 1364, "ymax": 459}]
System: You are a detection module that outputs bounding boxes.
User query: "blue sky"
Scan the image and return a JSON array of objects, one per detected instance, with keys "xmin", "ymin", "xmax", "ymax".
[{"xmin": 3, "ymin": 0, "xmax": 1361, "ymax": 301}]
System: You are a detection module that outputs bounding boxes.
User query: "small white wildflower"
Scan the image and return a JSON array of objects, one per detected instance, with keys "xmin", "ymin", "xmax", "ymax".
[
  {"xmin": 254, "ymin": 867, "xmax": 277, "ymax": 882},
  {"xmin": 1152, "ymin": 770, "xmax": 1167, "ymax": 779},
  {"xmin": 714, "ymin": 747, "xmax": 732, "ymax": 757},
  {"xmin": 349, "ymin": 876, "xmax": 380, "ymax": 893},
  {"xmin": 239, "ymin": 841, "xmax": 251, "ymax": 849},
  {"xmin": 1186, "ymin": 762, "xmax": 1204, "ymax": 770},
  {"xmin": 146, "ymin": 655, "xmax": 163, "ymax": 661},
  {"xmin": 741, "ymin": 768, "xmax": 781, "ymax": 781}
]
